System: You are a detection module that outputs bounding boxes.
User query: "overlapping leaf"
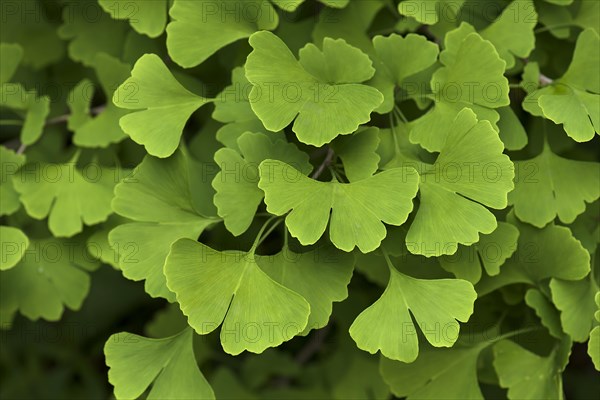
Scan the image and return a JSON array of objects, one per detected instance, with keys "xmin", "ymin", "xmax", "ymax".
[
  {"xmin": 245, "ymin": 31, "xmax": 383, "ymax": 146},
  {"xmin": 110, "ymin": 149, "xmax": 217, "ymax": 301},
  {"xmin": 0, "ymin": 146, "xmax": 25, "ymax": 216},
  {"xmin": 113, "ymin": 54, "xmax": 211, "ymax": 157},
  {"xmin": 406, "ymin": 108, "xmax": 515, "ymax": 256},
  {"xmin": 105, "ymin": 328, "xmax": 214, "ymax": 399},
  {"xmin": 99, "ymin": 0, "xmax": 168, "ymax": 38},
  {"xmin": 213, "ymin": 132, "xmax": 311, "ymax": 236},
  {"xmin": 409, "ymin": 26, "xmax": 510, "ymax": 152},
  {"xmin": 509, "ymin": 142, "xmax": 600, "ymax": 228},
  {"xmin": 258, "ymin": 160, "xmax": 419, "ymax": 253},
  {"xmin": 523, "ymin": 29, "xmax": 599, "ymax": 141},
  {"xmin": 13, "ymin": 156, "xmax": 118, "ymax": 237},
  {"xmin": 164, "ymin": 239, "xmax": 310, "ymax": 355}
]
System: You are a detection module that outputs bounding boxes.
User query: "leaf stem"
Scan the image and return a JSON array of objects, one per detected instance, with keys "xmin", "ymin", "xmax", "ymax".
[
  {"xmin": 311, "ymin": 147, "xmax": 335, "ymax": 180},
  {"xmin": 254, "ymin": 217, "xmax": 283, "ymax": 250}
]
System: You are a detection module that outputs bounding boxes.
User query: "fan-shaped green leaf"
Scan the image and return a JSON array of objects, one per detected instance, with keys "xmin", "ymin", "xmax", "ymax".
[
  {"xmin": 105, "ymin": 328, "xmax": 214, "ymax": 400},
  {"xmin": 110, "ymin": 149, "xmax": 217, "ymax": 301},
  {"xmin": 0, "ymin": 226, "xmax": 29, "ymax": 271},
  {"xmin": 0, "ymin": 147, "xmax": 25, "ymax": 216},
  {"xmin": 245, "ymin": 31, "xmax": 383, "ymax": 146},
  {"xmin": 509, "ymin": 143, "xmax": 600, "ymax": 228},
  {"xmin": 258, "ymin": 160, "xmax": 419, "ymax": 253},
  {"xmin": 213, "ymin": 132, "xmax": 311, "ymax": 236},
  {"xmin": 406, "ymin": 108, "xmax": 515, "ymax": 256},
  {"xmin": 331, "ymin": 127, "xmax": 380, "ymax": 182},
  {"xmin": 99, "ymin": 0, "xmax": 168, "ymax": 38},
  {"xmin": 113, "ymin": 54, "xmax": 211, "ymax": 158},
  {"xmin": 164, "ymin": 239, "xmax": 310, "ymax": 355}
]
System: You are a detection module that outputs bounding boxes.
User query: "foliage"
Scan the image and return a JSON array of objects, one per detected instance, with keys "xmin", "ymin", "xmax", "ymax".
[{"xmin": 0, "ymin": 0, "xmax": 598, "ymax": 399}]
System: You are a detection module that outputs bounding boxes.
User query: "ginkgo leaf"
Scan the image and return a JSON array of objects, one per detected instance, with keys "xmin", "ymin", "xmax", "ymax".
[
  {"xmin": 409, "ymin": 27, "xmax": 509, "ymax": 152},
  {"xmin": 509, "ymin": 142, "xmax": 600, "ymax": 228},
  {"xmin": 0, "ymin": 43, "xmax": 23, "ymax": 84},
  {"xmin": 164, "ymin": 239, "xmax": 310, "ymax": 355},
  {"xmin": 245, "ymin": 31, "xmax": 383, "ymax": 146},
  {"xmin": 330, "ymin": 127, "xmax": 380, "ymax": 182},
  {"xmin": 524, "ymin": 29, "xmax": 599, "ymax": 141},
  {"xmin": 213, "ymin": 132, "xmax": 311, "ymax": 236},
  {"xmin": 398, "ymin": 0, "xmax": 466, "ymax": 25},
  {"xmin": 497, "ymin": 106, "xmax": 528, "ymax": 150},
  {"xmin": 476, "ymin": 1, "xmax": 538, "ymax": 69},
  {"xmin": 477, "ymin": 215, "xmax": 591, "ymax": 296},
  {"xmin": 369, "ymin": 33, "xmax": 439, "ymax": 113},
  {"xmin": 58, "ymin": 0, "xmax": 129, "ymax": 66},
  {"xmin": 439, "ymin": 222, "xmax": 519, "ymax": 284},
  {"xmin": 99, "ymin": 0, "xmax": 168, "ymax": 38},
  {"xmin": 406, "ymin": 108, "xmax": 515, "ymax": 256},
  {"xmin": 350, "ymin": 257, "xmax": 476, "ymax": 362},
  {"xmin": 588, "ymin": 293, "xmax": 600, "ymax": 370},
  {"xmin": 113, "ymin": 53, "xmax": 211, "ymax": 158},
  {"xmin": 13, "ymin": 157, "xmax": 118, "ymax": 237},
  {"xmin": 105, "ymin": 328, "xmax": 215, "ymax": 400},
  {"xmin": 212, "ymin": 67, "xmax": 269, "ymax": 148},
  {"xmin": 380, "ymin": 342, "xmax": 485, "ymax": 399},
  {"xmin": 549, "ymin": 272, "xmax": 599, "ymax": 342},
  {"xmin": 69, "ymin": 54, "xmax": 131, "ymax": 148},
  {"xmin": 258, "ymin": 160, "xmax": 419, "ymax": 253},
  {"xmin": 525, "ymin": 289, "xmax": 564, "ymax": 338},
  {"xmin": 0, "ymin": 226, "xmax": 29, "ymax": 271},
  {"xmin": 312, "ymin": 0, "xmax": 385, "ymax": 52},
  {"xmin": 166, "ymin": 0, "xmax": 278, "ymax": 68},
  {"xmin": 0, "ymin": 147, "xmax": 25, "ymax": 216},
  {"xmin": 0, "ymin": 237, "xmax": 97, "ymax": 321},
  {"xmin": 0, "ymin": 0, "xmax": 64, "ymax": 69},
  {"xmin": 257, "ymin": 245, "xmax": 354, "ymax": 334},
  {"xmin": 493, "ymin": 338, "xmax": 572, "ymax": 400},
  {"xmin": 110, "ymin": 149, "xmax": 217, "ymax": 301}
]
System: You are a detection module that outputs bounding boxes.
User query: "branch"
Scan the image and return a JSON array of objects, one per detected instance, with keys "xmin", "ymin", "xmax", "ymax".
[{"xmin": 311, "ymin": 147, "xmax": 335, "ymax": 180}]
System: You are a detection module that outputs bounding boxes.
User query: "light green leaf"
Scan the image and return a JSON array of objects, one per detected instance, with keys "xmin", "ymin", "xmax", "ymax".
[
  {"xmin": 477, "ymin": 215, "xmax": 591, "ymax": 295},
  {"xmin": 312, "ymin": 0, "xmax": 385, "ymax": 53},
  {"xmin": 99, "ymin": 0, "xmax": 168, "ymax": 38},
  {"xmin": 110, "ymin": 149, "xmax": 217, "ymax": 301},
  {"xmin": 166, "ymin": 0, "xmax": 278, "ymax": 68},
  {"xmin": 440, "ymin": 222, "xmax": 519, "ymax": 284},
  {"xmin": 406, "ymin": 108, "xmax": 515, "ymax": 256},
  {"xmin": 380, "ymin": 343, "xmax": 484, "ymax": 399},
  {"xmin": 479, "ymin": 0, "xmax": 538, "ymax": 69},
  {"xmin": 0, "ymin": 84, "xmax": 50, "ymax": 145},
  {"xmin": 258, "ymin": 160, "xmax": 419, "ymax": 253},
  {"xmin": 164, "ymin": 239, "xmax": 310, "ymax": 355},
  {"xmin": 70, "ymin": 54, "xmax": 131, "ymax": 148},
  {"xmin": 0, "ymin": 226, "xmax": 29, "ymax": 271},
  {"xmin": 105, "ymin": 328, "xmax": 215, "ymax": 400},
  {"xmin": 350, "ymin": 259, "xmax": 476, "ymax": 362},
  {"xmin": 497, "ymin": 106, "xmax": 528, "ymax": 150},
  {"xmin": 245, "ymin": 31, "xmax": 383, "ymax": 146},
  {"xmin": 331, "ymin": 127, "xmax": 380, "ymax": 182},
  {"xmin": 13, "ymin": 158, "xmax": 118, "ymax": 237},
  {"xmin": 524, "ymin": 29, "xmax": 599, "ymax": 141},
  {"xmin": 0, "ymin": 43, "xmax": 23, "ymax": 84},
  {"xmin": 258, "ymin": 245, "xmax": 354, "ymax": 334},
  {"xmin": 369, "ymin": 33, "xmax": 439, "ymax": 113},
  {"xmin": 588, "ymin": 293, "xmax": 600, "ymax": 370},
  {"xmin": 525, "ymin": 289, "xmax": 564, "ymax": 338},
  {"xmin": 410, "ymin": 28, "xmax": 509, "ymax": 152},
  {"xmin": 493, "ymin": 338, "xmax": 572, "ymax": 400},
  {"xmin": 509, "ymin": 142, "xmax": 600, "ymax": 228},
  {"xmin": 0, "ymin": 237, "xmax": 96, "ymax": 321},
  {"xmin": 113, "ymin": 53, "xmax": 211, "ymax": 158},
  {"xmin": 58, "ymin": 0, "xmax": 129, "ymax": 66},
  {"xmin": 0, "ymin": 147, "xmax": 25, "ymax": 216},
  {"xmin": 213, "ymin": 132, "xmax": 311, "ymax": 236},
  {"xmin": 550, "ymin": 273, "xmax": 599, "ymax": 342}
]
